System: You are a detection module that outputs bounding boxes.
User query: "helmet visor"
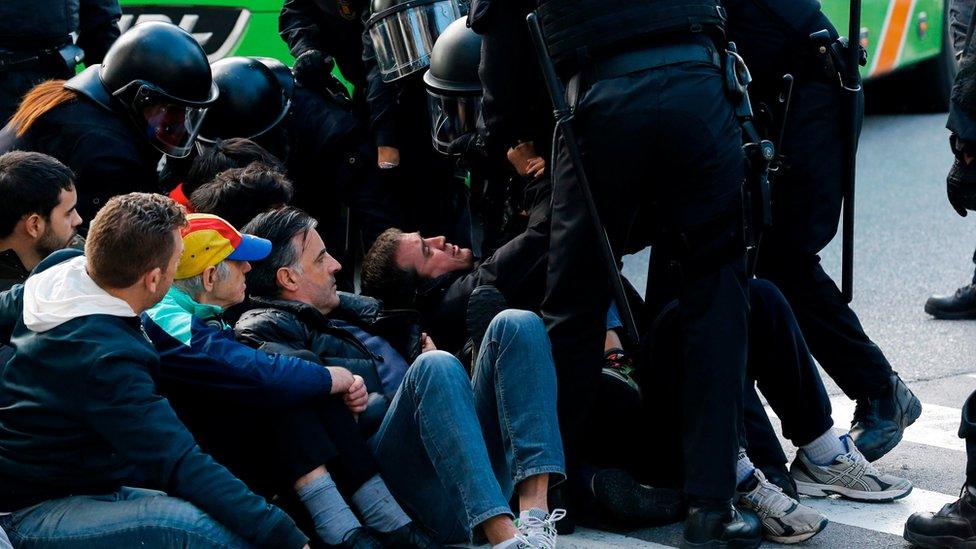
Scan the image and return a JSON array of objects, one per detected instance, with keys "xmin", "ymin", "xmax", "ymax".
[
  {"xmin": 427, "ymin": 90, "xmax": 481, "ymax": 155},
  {"xmin": 141, "ymin": 102, "xmax": 208, "ymax": 158}
]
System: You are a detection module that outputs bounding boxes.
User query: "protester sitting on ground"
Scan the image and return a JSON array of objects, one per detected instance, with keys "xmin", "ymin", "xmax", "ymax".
[
  {"xmin": 236, "ymin": 207, "xmax": 567, "ymax": 548},
  {"xmin": 168, "ymin": 137, "xmax": 286, "ymax": 208},
  {"xmin": 0, "ymin": 151, "xmax": 82, "ymax": 292},
  {"xmin": 189, "ymin": 163, "xmax": 294, "ymax": 229},
  {"xmin": 0, "ymin": 193, "xmax": 309, "ymax": 547},
  {"xmin": 141, "ymin": 212, "xmax": 436, "ymax": 548}
]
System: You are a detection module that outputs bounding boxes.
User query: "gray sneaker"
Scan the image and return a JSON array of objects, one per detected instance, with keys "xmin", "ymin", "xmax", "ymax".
[
  {"xmin": 516, "ymin": 508, "xmax": 565, "ymax": 549},
  {"xmin": 791, "ymin": 435, "xmax": 913, "ymax": 502},
  {"xmin": 738, "ymin": 469, "xmax": 828, "ymax": 544}
]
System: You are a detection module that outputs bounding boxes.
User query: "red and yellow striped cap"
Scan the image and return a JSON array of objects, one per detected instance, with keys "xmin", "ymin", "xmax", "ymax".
[{"xmin": 176, "ymin": 213, "xmax": 272, "ymax": 279}]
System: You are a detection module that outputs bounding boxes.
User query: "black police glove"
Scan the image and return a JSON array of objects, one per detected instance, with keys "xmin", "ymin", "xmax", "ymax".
[
  {"xmin": 447, "ymin": 132, "xmax": 492, "ymax": 172},
  {"xmin": 294, "ymin": 50, "xmax": 351, "ymax": 104},
  {"xmin": 948, "ymin": 158, "xmax": 976, "ymax": 217}
]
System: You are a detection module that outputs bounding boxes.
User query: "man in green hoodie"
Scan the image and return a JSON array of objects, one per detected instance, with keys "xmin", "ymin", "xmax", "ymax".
[{"xmin": 0, "ymin": 193, "xmax": 309, "ymax": 547}]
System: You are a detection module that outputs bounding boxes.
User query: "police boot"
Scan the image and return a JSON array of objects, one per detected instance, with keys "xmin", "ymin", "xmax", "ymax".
[
  {"xmin": 904, "ymin": 485, "xmax": 976, "ymax": 548},
  {"xmin": 925, "ymin": 283, "xmax": 976, "ymax": 320},
  {"xmin": 850, "ymin": 373, "xmax": 922, "ymax": 462},
  {"xmin": 590, "ymin": 468, "xmax": 686, "ymax": 526},
  {"xmin": 681, "ymin": 499, "xmax": 761, "ymax": 548}
]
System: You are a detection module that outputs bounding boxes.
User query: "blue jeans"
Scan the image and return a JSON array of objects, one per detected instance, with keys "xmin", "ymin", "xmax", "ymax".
[
  {"xmin": 370, "ymin": 309, "xmax": 565, "ymax": 543},
  {"xmin": 0, "ymin": 487, "xmax": 248, "ymax": 548}
]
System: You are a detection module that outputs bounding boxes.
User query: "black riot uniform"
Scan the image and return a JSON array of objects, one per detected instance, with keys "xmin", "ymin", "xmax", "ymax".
[
  {"xmin": 361, "ymin": 3, "xmax": 472, "ymax": 248},
  {"xmin": 0, "ymin": 0, "xmax": 121, "ymax": 125},
  {"xmin": 723, "ymin": 0, "xmax": 921, "ymax": 464},
  {"xmin": 280, "ymin": 0, "xmax": 370, "ymax": 110},
  {"xmin": 476, "ymin": 0, "xmax": 759, "ymax": 542},
  {"xmin": 0, "ymin": 22, "xmax": 218, "ymax": 223}
]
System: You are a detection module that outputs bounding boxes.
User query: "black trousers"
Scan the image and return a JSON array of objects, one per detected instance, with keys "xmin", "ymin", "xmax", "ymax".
[
  {"xmin": 743, "ymin": 280, "xmax": 835, "ymax": 468},
  {"xmin": 175, "ymin": 397, "xmax": 379, "ymax": 499},
  {"xmin": 638, "ymin": 279, "xmax": 833, "ymax": 486},
  {"xmin": 543, "ymin": 56, "xmax": 749, "ymax": 500},
  {"xmin": 959, "ymin": 391, "xmax": 976, "ymax": 485},
  {"xmin": 755, "ymin": 80, "xmax": 893, "ymax": 401}
]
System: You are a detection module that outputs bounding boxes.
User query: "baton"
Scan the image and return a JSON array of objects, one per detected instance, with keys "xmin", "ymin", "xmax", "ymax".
[
  {"xmin": 841, "ymin": 0, "xmax": 862, "ymax": 303},
  {"xmin": 525, "ymin": 12, "xmax": 640, "ymax": 344}
]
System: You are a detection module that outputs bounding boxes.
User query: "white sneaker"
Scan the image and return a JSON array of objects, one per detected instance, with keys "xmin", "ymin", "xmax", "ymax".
[
  {"xmin": 516, "ymin": 508, "xmax": 566, "ymax": 549},
  {"xmin": 738, "ymin": 469, "xmax": 828, "ymax": 544},
  {"xmin": 791, "ymin": 434, "xmax": 913, "ymax": 502}
]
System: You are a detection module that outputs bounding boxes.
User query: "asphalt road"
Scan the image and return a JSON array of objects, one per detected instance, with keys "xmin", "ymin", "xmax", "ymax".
[{"xmin": 562, "ymin": 111, "xmax": 976, "ymax": 547}]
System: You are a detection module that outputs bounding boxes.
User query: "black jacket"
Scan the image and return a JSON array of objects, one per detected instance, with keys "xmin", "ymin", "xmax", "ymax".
[
  {"xmin": 0, "ymin": 0, "xmax": 120, "ymax": 63},
  {"xmin": 236, "ymin": 292, "xmax": 422, "ymax": 395},
  {"xmin": 415, "ymin": 196, "xmax": 550, "ymax": 354},
  {"xmin": 279, "ymin": 0, "xmax": 369, "ymax": 93},
  {"xmin": 0, "ymin": 96, "xmax": 160, "ymax": 223},
  {"xmin": 0, "ymin": 249, "xmax": 306, "ymax": 547},
  {"xmin": 0, "ymin": 250, "xmax": 28, "ymax": 294}
]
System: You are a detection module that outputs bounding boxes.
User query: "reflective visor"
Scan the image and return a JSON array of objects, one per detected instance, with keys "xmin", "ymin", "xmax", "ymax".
[
  {"xmin": 142, "ymin": 102, "xmax": 208, "ymax": 158},
  {"xmin": 426, "ymin": 89, "xmax": 481, "ymax": 155}
]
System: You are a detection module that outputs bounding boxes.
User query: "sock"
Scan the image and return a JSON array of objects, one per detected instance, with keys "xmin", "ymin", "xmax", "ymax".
[
  {"xmin": 297, "ymin": 472, "xmax": 362, "ymax": 545},
  {"xmin": 351, "ymin": 475, "xmax": 412, "ymax": 533},
  {"xmin": 736, "ymin": 449, "xmax": 756, "ymax": 489},
  {"xmin": 802, "ymin": 430, "xmax": 848, "ymax": 465}
]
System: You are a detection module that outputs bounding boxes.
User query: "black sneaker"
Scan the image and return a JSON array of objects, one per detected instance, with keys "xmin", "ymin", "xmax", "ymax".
[
  {"xmin": 925, "ymin": 284, "xmax": 976, "ymax": 320},
  {"xmin": 682, "ymin": 500, "xmax": 762, "ymax": 548},
  {"xmin": 375, "ymin": 523, "xmax": 443, "ymax": 548},
  {"xmin": 904, "ymin": 485, "xmax": 976, "ymax": 548},
  {"xmin": 337, "ymin": 528, "xmax": 384, "ymax": 548},
  {"xmin": 850, "ymin": 373, "xmax": 922, "ymax": 462},
  {"xmin": 591, "ymin": 468, "xmax": 686, "ymax": 526}
]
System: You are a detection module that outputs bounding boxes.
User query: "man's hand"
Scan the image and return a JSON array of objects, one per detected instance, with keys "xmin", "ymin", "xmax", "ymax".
[
  {"xmin": 293, "ymin": 50, "xmax": 335, "ymax": 88},
  {"xmin": 378, "ymin": 146, "xmax": 401, "ymax": 169},
  {"xmin": 507, "ymin": 141, "xmax": 545, "ymax": 179},
  {"xmin": 327, "ymin": 366, "xmax": 355, "ymax": 394},
  {"xmin": 948, "ymin": 154, "xmax": 976, "ymax": 217},
  {"xmin": 343, "ymin": 375, "xmax": 368, "ymax": 413},
  {"xmin": 421, "ymin": 332, "xmax": 437, "ymax": 353}
]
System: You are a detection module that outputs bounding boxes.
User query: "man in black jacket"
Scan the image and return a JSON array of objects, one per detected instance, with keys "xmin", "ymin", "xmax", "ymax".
[
  {"xmin": 0, "ymin": 193, "xmax": 308, "ymax": 547},
  {"xmin": 0, "ymin": 0, "xmax": 120, "ymax": 124},
  {"xmin": 237, "ymin": 207, "xmax": 568, "ymax": 548}
]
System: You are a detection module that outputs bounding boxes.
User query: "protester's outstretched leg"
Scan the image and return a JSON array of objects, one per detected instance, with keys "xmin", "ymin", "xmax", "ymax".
[
  {"xmin": 0, "ymin": 487, "xmax": 246, "ymax": 548},
  {"xmin": 370, "ymin": 351, "xmax": 516, "ymax": 545},
  {"xmin": 471, "ymin": 309, "xmax": 566, "ymax": 544}
]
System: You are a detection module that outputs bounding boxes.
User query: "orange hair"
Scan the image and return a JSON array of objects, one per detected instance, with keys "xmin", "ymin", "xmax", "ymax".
[{"xmin": 9, "ymin": 80, "xmax": 77, "ymax": 137}]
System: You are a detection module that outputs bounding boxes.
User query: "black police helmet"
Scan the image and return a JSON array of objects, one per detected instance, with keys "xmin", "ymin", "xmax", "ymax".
[
  {"xmin": 423, "ymin": 18, "xmax": 482, "ymax": 95},
  {"xmin": 65, "ymin": 21, "xmax": 218, "ymax": 158},
  {"xmin": 197, "ymin": 57, "xmax": 291, "ymax": 145},
  {"xmin": 255, "ymin": 57, "xmax": 296, "ymax": 103}
]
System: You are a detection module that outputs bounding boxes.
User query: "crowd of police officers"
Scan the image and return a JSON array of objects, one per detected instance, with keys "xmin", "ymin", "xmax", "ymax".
[{"xmin": 7, "ymin": 0, "xmax": 976, "ymax": 547}]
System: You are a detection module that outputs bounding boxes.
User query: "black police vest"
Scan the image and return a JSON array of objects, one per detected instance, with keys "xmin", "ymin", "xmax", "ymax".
[
  {"xmin": 0, "ymin": 0, "xmax": 78, "ymax": 50},
  {"xmin": 538, "ymin": 0, "xmax": 726, "ymax": 66}
]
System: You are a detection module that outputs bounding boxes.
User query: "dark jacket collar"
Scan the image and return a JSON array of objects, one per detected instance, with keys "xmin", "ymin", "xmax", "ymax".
[
  {"xmin": 0, "ymin": 249, "xmax": 29, "ymax": 284},
  {"xmin": 246, "ymin": 291, "xmax": 383, "ymax": 328}
]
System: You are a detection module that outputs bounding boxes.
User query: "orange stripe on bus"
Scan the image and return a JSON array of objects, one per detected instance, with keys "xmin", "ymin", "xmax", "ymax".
[{"xmin": 874, "ymin": 0, "xmax": 913, "ymax": 74}]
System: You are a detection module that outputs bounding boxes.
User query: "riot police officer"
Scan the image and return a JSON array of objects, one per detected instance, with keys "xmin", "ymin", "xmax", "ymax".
[
  {"xmin": 0, "ymin": 0, "xmax": 121, "ymax": 125},
  {"xmin": 722, "ymin": 0, "xmax": 922, "ymax": 464},
  {"xmin": 195, "ymin": 56, "xmax": 402, "ymax": 284},
  {"xmin": 279, "ymin": 0, "xmax": 370, "ymax": 115},
  {"xmin": 0, "ymin": 22, "xmax": 218, "ymax": 223},
  {"xmin": 475, "ymin": 0, "xmax": 760, "ymax": 546}
]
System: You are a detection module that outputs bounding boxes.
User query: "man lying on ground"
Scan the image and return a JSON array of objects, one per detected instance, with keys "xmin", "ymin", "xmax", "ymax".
[
  {"xmin": 142, "ymin": 212, "xmax": 436, "ymax": 548},
  {"xmin": 236, "ymin": 207, "xmax": 567, "ymax": 548},
  {"xmin": 0, "ymin": 193, "xmax": 309, "ymax": 547}
]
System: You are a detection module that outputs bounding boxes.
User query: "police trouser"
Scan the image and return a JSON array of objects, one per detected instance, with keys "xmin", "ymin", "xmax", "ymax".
[
  {"xmin": 543, "ymin": 51, "xmax": 749, "ymax": 500},
  {"xmin": 959, "ymin": 390, "xmax": 976, "ymax": 485},
  {"xmin": 755, "ymin": 79, "xmax": 893, "ymax": 401},
  {"xmin": 637, "ymin": 279, "xmax": 833, "ymax": 490}
]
